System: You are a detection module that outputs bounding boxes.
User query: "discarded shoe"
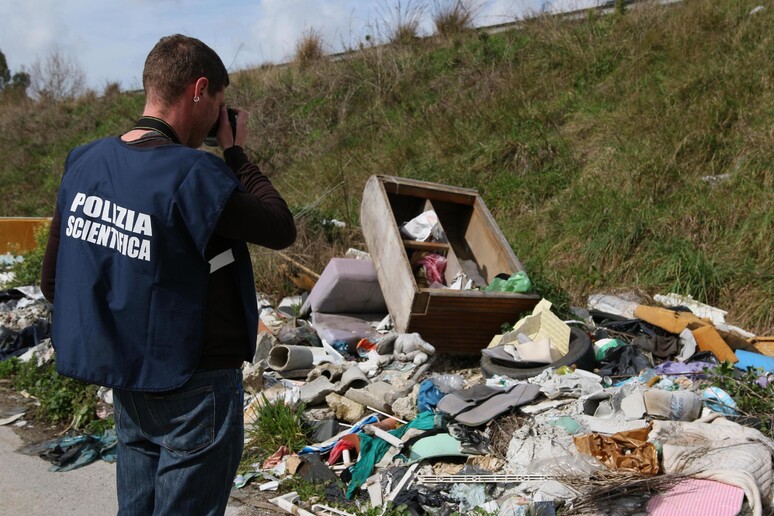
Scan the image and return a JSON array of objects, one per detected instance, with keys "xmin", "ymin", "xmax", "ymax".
[
  {"xmin": 453, "ymin": 383, "xmax": 541, "ymax": 427},
  {"xmin": 436, "ymin": 384, "xmax": 511, "ymax": 417}
]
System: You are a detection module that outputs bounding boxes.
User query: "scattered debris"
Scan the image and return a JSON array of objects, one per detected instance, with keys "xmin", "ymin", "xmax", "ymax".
[{"xmin": 2, "ymin": 176, "xmax": 774, "ymax": 515}]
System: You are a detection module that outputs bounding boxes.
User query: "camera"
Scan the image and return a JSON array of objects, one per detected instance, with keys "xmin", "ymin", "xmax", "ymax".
[{"xmin": 203, "ymin": 107, "xmax": 237, "ymax": 147}]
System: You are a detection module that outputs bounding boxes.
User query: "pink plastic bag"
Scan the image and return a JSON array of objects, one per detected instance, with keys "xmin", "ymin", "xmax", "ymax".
[{"xmin": 417, "ymin": 253, "xmax": 447, "ymax": 286}]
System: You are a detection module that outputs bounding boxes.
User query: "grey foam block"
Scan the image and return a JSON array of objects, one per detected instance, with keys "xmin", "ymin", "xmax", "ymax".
[{"xmin": 300, "ymin": 258, "xmax": 387, "ymax": 315}]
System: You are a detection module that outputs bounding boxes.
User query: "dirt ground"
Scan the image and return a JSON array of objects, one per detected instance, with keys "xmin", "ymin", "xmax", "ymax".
[
  {"xmin": 0, "ymin": 380, "xmax": 68, "ymax": 445},
  {"xmin": 0, "ymin": 354, "xmax": 484, "ymax": 516},
  {"xmin": 0, "ymin": 380, "xmax": 284, "ymax": 515}
]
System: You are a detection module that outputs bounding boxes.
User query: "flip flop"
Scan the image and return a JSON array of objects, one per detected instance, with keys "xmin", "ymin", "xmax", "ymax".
[
  {"xmin": 453, "ymin": 383, "xmax": 541, "ymax": 427},
  {"xmin": 436, "ymin": 384, "xmax": 511, "ymax": 417}
]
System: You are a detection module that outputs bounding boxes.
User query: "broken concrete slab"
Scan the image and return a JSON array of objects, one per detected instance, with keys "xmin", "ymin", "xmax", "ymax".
[
  {"xmin": 392, "ymin": 383, "xmax": 421, "ymax": 421},
  {"xmin": 325, "ymin": 393, "xmax": 367, "ymax": 424},
  {"xmin": 344, "ymin": 382, "xmax": 395, "ymax": 413},
  {"xmin": 304, "ymin": 407, "xmax": 335, "ymax": 421},
  {"xmin": 252, "ymin": 332, "xmax": 277, "ymax": 364},
  {"xmin": 392, "ymin": 395, "xmax": 419, "ymax": 422},
  {"xmin": 242, "ymin": 361, "xmax": 265, "ymax": 395},
  {"xmin": 383, "ymin": 376, "xmax": 416, "ymax": 398},
  {"xmin": 336, "ymin": 365, "xmax": 370, "ymax": 393},
  {"xmin": 300, "ymin": 376, "xmax": 337, "ymax": 406},
  {"xmin": 306, "ymin": 362, "xmax": 349, "ymax": 383}
]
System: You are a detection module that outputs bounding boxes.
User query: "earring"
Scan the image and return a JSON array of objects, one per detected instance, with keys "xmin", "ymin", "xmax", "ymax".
[{"xmin": 193, "ymin": 96, "xmax": 200, "ymax": 103}]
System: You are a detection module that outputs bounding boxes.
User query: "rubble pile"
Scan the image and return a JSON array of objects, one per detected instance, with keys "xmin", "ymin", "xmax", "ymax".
[
  {"xmin": 5, "ymin": 278, "xmax": 773, "ymax": 514},
  {"xmin": 233, "ymin": 283, "xmax": 774, "ymax": 516},
  {"xmin": 1, "ymin": 177, "xmax": 773, "ymax": 515}
]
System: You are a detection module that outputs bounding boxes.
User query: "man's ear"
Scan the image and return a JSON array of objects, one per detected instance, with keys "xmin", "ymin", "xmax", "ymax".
[{"xmin": 194, "ymin": 77, "xmax": 209, "ymax": 98}]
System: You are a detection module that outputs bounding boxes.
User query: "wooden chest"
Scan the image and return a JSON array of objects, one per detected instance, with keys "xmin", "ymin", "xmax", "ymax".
[{"xmin": 360, "ymin": 175, "xmax": 540, "ymax": 354}]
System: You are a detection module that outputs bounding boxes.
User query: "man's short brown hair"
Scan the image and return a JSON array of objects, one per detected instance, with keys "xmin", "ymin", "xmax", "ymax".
[{"xmin": 143, "ymin": 34, "xmax": 229, "ymax": 105}]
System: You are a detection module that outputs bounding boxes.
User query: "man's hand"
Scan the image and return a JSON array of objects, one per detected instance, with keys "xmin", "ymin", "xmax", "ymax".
[{"xmin": 217, "ymin": 107, "xmax": 248, "ymax": 149}]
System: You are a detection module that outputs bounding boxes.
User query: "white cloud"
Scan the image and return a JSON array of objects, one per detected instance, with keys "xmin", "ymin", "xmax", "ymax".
[
  {"xmin": 246, "ymin": 0, "xmax": 365, "ymax": 64},
  {"xmin": 0, "ymin": 0, "xmax": 68, "ymax": 71},
  {"xmin": 1, "ymin": 0, "xmax": 588, "ymax": 91}
]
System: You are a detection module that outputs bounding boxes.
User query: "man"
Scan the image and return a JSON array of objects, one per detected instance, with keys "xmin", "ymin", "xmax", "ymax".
[{"xmin": 40, "ymin": 34, "xmax": 296, "ymax": 515}]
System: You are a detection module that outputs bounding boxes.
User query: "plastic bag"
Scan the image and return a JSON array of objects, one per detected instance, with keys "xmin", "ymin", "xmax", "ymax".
[
  {"xmin": 702, "ymin": 386, "xmax": 739, "ymax": 416},
  {"xmin": 486, "ymin": 271, "xmax": 531, "ymax": 293},
  {"xmin": 400, "ymin": 211, "xmax": 441, "ymax": 242},
  {"xmin": 416, "ymin": 253, "xmax": 447, "ymax": 285},
  {"xmin": 277, "ymin": 319, "xmax": 322, "ymax": 347},
  {"xmin": 417, "ymin": 379, "xmax": 444, "ymax": 412}
]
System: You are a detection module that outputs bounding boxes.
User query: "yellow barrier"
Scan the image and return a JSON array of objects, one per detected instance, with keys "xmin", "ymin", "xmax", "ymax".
[{"xmin": 0, "ymin": 217, "xmax": 52, "ymax": 254}]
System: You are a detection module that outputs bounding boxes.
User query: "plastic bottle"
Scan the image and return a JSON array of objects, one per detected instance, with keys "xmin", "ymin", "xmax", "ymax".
[{"xmin": 431, "ymin": 373, "xmax": 465, "ymax": 393}]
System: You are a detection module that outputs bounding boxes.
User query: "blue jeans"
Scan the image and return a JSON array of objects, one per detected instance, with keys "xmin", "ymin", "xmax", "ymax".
[{"xmin": 113, "ymin": 369, "xmax": 244, "ymax": 516}]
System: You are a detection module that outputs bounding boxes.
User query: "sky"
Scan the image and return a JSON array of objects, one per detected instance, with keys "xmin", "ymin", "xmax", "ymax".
[{"xmin": 0, "ymin": 0, "xmax": 598, "ymax": 92}]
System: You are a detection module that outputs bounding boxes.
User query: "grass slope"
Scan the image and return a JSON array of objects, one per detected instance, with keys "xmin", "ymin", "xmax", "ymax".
[{"xmin": 1, "ymin": 0, "xmax": 771, "ymax": 332}]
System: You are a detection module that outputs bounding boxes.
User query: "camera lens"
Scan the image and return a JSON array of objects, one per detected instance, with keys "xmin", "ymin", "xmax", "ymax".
[{"xmin": 203, "ymin": 108, "xmax": 237, "ymax": 147}]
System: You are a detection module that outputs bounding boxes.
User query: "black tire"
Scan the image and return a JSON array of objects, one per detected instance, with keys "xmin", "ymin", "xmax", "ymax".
[{"xmin": 480, "ymin": 327, "xmax": 594, "ymax": 380}]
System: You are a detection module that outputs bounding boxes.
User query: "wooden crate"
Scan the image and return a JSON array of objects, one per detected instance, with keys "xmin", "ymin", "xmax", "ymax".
[{"xmin": 360, "ymin": 175, "xmax": 540, "ymax": 354}]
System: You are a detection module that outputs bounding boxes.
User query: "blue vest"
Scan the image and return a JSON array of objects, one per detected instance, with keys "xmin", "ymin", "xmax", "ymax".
[{"xmin": 52, "ymin": 137, "xmax": 258, "ymax": 391}]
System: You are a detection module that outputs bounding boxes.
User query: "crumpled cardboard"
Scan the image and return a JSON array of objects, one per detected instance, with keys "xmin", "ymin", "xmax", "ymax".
[
  {"xmin": 692, "ymin": 325, "xmax": 738, "ymax": 364},
  {"xmin": 750, "ymin": 336, "xmax": 774, "ymax": 357},
  {"xmin": 634, "ymin": 305, "xmax": 709, "ymax": 334},
  {"xmin": 573, "ymin": 426, "xmax": 659, "ymax": 475},
  {"xmin": 503, "ymin": 299, "xmax": 570, "ymax": 356},
  {"xmin": 515, "ymin": 337, "xmax": 559, "ymax": 364},
  {"xmin": 634, "ymin": 304, "xmax": 739, "ymax": 363}
]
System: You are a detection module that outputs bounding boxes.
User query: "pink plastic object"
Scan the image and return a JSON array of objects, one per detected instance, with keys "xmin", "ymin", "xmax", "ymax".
[
  {"xmin": 647, "ymin": 478, "xmax": 744, "ymax": 516},
  {"xmin": 417, "ymin": 253, "xmax": 447, "ymax": 285}
]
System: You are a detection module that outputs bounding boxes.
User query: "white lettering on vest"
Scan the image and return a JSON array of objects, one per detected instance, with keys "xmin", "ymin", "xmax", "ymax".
[
  {"xmin": 70, "ymin": 193, "xmax": 86, "ymax": 212},
  {"xmin": 66, "ymin": 215, "xmax": 75, "ymax": 237},
  {"xmin": 96, "ymin": 224, "xmax": 111, "ymax": 246},
  {"xmin": 72, "ymin": 217, "xmax": 85, "ymax": 239},
  {"xmin": 133, "ymin": 214, "xmax": 152, "ymax": 237},
  {"xmin": 138, "ymin": 240, "xmax": 151, "ymax": 261},
  {"xmin": 82, "ymin": 196, "xmax": 101, "ymax": 218},
  {"xmin": 65, "ymin": 192, "xmax": 154, "ymax": 262}
]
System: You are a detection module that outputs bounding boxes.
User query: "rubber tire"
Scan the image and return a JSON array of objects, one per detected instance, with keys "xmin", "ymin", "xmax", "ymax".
[{"xmin": 480, "ymin": 327, "xmax": 594, "ymax": 380}]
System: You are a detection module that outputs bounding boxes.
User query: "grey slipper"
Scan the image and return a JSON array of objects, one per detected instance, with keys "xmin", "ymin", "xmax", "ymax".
[
  {"xmin": 436, "ymin": 384, "xmax": 511, "ymax": 417},
  {"xmin": 436, "ymin": 395, "xmax": 477, "ymax": 417},
  {"xmin": 454, "ymin": 383, "xmax": 513, "ymax": 402},
  {"xmin": 453, "ymin": 383, "xmax": 541, "ymax": 427}
]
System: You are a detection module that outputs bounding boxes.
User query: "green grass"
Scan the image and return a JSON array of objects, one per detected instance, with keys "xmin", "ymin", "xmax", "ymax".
[
  {"xmin": 0, "ymin": 0, "xmax": 772, "ymax": 333},
  {"xmin": 0, "ymin": 357, "xmax": 109, "ymax": 432},
  {"xmin": 238, "ymin": 395, "xmax": 309, "ymax": 475},
  {"xmin": 2, "ymin": 224, "xmax": 49, "ymax": 289},
  {"xmin": 246, "ymin": 395, "xmax": 308, "ymax": 457},
  {"xmin": 704, "ymin": 362, "xmax": 774, "ymax": 438}
]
